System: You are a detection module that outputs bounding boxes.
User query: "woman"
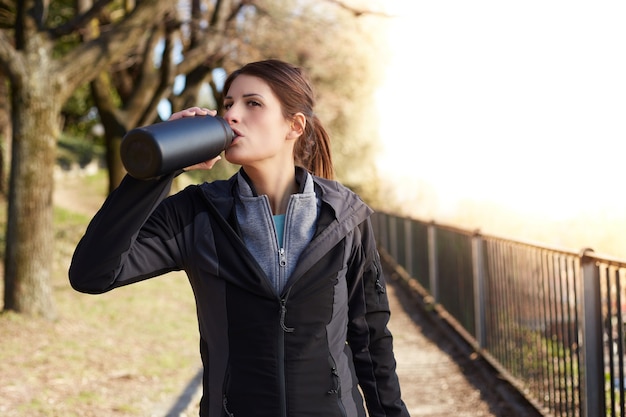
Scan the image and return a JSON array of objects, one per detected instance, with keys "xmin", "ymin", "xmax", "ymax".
[{"xmin": 69, "ymin": 59, "xmax": 410, "ymax": 417}]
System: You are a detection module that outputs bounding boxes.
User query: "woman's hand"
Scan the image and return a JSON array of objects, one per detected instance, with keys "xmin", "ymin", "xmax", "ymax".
[
  {"xmin": 183, "ymin": 156, "xmax": 222, "ymax": 171},
  {"xmin": 168, "ymin": 106, "xmax": 218, "ymax": 121},
  {"xmin": 169, "ymin": 107, "xmax": 222, "ymax": 171}
]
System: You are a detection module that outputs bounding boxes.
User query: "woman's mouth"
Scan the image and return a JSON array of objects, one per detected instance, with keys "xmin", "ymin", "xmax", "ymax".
[{"xmin": 229, "ymin": 130, "xmax": 242, "ymax": 147}]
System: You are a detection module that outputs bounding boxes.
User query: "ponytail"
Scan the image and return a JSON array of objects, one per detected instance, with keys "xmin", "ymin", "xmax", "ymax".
[{"xmin": 295, "ymin": 115, "xmax": 334, "ymax": 180}]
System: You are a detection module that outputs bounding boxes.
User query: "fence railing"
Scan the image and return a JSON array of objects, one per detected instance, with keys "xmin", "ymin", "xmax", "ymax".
[{"xmin": 372, "ymin": 212, "xmax": 626, "ymax": 417}]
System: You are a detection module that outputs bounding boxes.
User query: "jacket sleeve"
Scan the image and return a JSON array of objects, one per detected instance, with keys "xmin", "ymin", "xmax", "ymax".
[
  {"xmin": 68, "ymin": 172, "xmax": 185, "ymax": 294},
  {"xmin": 346, "ymin": 217, "xmax": 410, "ymax": 417}
]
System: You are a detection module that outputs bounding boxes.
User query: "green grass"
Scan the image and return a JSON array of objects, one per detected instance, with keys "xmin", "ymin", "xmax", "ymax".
[{"xmin": 0, "ymin": 172, "xmax": 202, "ymax": 416}]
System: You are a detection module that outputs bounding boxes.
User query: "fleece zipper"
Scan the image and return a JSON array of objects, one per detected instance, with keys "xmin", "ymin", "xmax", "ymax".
[{"xmin": 274, "ymin": 192, "xmax": 295, "ymax": 293}]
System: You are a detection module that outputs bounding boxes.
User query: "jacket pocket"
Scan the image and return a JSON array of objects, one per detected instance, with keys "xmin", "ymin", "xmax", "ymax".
[
  {"xmin": 327, "ymin": 355, "xmax": 347, "ymax": 417},
  {"xmin": 372, "ymin": 252, "xmax": 386, "ymax": 305},
  {"xmin": 222, "ymin": 365, "xmax": 234, "ymax": 416},
  {"xmin": 222, "ymin": 396, "xmax": 235, "ymax": 417}
]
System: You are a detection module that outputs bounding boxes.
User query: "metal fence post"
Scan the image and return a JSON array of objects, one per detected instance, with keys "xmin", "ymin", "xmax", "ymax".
[
  {"xmin": 579, "ymin": 249, "xmax": 605, "ymax": 417},
  {"xmin": 472, "ymin": 230, "xmax": 486, "ymax": 349},
  {"xmin": 371, "ymin": 212, "xmax": 379, "ymax": 243},
  {"xmin": 378, "ymin": 213, "xmax": 388, "ymax": 251},
  {"xmin": 404, "ymin": 218, "xmax": 413, "ymax": 277},
  {"xmin": 428, "ymin": 222, "xmax": 438, "ymax": 303},
  {"xmin": 389, "ymin": 215, "xmax": 398, "ymax": 262}
]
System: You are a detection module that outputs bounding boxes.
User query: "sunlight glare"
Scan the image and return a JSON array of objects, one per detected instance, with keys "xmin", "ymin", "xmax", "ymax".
[{"xmin": 376, "ymin": 1, "xmax": 626, "ymax": 224}]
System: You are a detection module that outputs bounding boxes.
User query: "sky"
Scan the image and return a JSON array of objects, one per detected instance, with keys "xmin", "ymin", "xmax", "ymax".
[{"xmin": 375, "ymin": 1, "xmax": 626, "ymax": 223}]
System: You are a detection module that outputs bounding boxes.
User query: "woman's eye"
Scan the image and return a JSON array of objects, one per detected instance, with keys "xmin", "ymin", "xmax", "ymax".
[
  {"xmin": 247, "ymin": 100, "xmax": 261, "ymax": 107},
  {"xmin": 223, "ymin": 103, "xmax": 232, "ymax": 109}
]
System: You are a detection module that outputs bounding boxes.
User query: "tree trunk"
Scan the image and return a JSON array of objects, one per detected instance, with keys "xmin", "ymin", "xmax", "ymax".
[
  {"xmin": 0, "ymin": 73, "xmax": 10, "ymax": 195},
  {"xmin": 106, "ymin": 136, "xmax": 126, "ymax": 192},
  {"xmin": 89, "ymin": 73, "xmax": 129, "ymax": 192},
  {"xmin": 3, "ymin": 42, "xmax": 60, "ymax": 319}
]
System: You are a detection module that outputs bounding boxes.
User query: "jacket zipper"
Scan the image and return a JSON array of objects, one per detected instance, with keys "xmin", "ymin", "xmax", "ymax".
[
  {"xmin": 222, "ymin": 364, "xmax": 234, "ymax": 416},
  {"xmin": 327, "ymin": 356, "xmax": 347, "ymax": 417},
  {"xmin": 278, "ymin": 289, "xmax": 293, "ymax": 417},
  {"xmin": 222, "ymin": 397, "xmax": 235, "ymax": 417},
  {"xmin": 373, "ymin": 257, "xmax": 386, "ymax": 303},
  {"xmin": 279, "ymin": 297, "xmax": 294, "ymax": 332},
  {"xmin": 274, "ymin": 197, "xmax": 292, "ymax": 417},
  {"xmin": 277, "ymin": 198, "xmax": 291, "ymax": 291}
]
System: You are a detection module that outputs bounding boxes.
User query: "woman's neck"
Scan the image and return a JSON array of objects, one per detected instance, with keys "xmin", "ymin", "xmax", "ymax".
[{"xmin": 243, "ymin": 165, "xmax": 298, "ymax": 215}]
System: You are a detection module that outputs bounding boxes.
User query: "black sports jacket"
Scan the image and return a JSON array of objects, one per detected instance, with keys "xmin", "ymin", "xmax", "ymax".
[{"xmin": 69, "ymin": 169, "xmax": 410, "ymax": 417}]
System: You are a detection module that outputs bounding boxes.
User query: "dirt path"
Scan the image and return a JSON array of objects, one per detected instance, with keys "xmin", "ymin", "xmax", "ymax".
[
  {"xmin": 387, "ymin": 278, "xmax": 499, "ymax": 416},
  {"xmin": 384, "ymin": 258, "xmax": 543, "ymax": 417}
]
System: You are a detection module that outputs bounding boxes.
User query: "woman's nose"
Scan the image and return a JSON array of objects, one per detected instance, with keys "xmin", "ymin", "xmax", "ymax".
[{"xmin": 223, "ymin": 107, "xmax": 238, "ymax": 124}]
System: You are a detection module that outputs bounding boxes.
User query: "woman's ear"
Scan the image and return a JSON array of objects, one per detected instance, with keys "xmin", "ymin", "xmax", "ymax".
[{"xmin": 288, "ymin": 113, "xmax": 306, "ymax": 139}]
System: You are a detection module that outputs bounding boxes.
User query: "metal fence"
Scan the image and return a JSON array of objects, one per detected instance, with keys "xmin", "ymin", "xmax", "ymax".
[{"xmin": 372, "ymin": 212, "xmax": 626, "ymax": 417}]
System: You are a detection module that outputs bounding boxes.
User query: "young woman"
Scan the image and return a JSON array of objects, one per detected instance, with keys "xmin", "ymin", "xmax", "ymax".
[{"xmin": 69, "ymin": 59, "xmax": 410, "ymax": 417}]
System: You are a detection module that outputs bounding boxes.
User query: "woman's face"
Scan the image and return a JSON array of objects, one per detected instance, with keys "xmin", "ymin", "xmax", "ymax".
[{"xmin": 222, "ymin": 74, "xmax": 295, "ymax": 169}]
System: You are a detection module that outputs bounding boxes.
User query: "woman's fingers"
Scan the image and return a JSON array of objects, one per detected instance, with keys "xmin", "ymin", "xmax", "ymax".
[{"xmin": 168, "ymin": 107, "xmax": 218, "ymax": 121}]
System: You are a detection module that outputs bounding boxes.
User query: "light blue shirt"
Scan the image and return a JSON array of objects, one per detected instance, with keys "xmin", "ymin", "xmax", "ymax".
[{"xmin": 273, "ymin": 214, "xmax": 285, "ymax": 246}]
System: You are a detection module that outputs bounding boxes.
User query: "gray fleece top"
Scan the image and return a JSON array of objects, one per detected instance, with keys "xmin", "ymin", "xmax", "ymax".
[{"xmin": 235, "ymin": 171, "xmax": 319, "ymax": 294}]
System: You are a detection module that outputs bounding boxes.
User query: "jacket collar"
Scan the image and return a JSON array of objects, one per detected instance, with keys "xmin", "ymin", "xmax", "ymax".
[{"xmin": 199, "ymin": 167, "xmax": 372, "ymax": 236}]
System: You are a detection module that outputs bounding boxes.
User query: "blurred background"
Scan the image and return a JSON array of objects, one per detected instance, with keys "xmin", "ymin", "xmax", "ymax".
[{"xmin": 375, "ymin": 0, "xmax": 626, "ymax": 258}]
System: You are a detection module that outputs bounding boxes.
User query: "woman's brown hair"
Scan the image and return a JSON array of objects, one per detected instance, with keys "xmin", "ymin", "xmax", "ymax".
[{"xmin": 222, "ymin": 59, "xmax": 334, "ymax": 179}]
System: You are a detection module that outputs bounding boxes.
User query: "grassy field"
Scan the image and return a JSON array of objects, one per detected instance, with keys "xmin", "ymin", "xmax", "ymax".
[{"xmin": 0, "ymin": 172, "xmax": 202, "ymax": 417}]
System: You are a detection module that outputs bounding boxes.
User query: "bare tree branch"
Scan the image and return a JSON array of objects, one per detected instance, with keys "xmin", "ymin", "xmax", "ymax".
[
  {"xmin": 55, "ymin": 0, "xmax": 174, "ymax": 100},
  {"xmin": 49, "ymin": 0, "xmax": 116, "ymax": 38}
]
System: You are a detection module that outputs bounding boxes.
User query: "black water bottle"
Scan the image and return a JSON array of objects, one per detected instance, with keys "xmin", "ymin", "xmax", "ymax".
[{"xmin": 121, "ymin": 115, "xmax": 235, "ymax": 180}]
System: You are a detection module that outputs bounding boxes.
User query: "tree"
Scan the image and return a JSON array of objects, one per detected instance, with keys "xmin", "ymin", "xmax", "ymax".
[{"xmin": 0, "ymin": 0, "xmax": 174, "ymax": 318}]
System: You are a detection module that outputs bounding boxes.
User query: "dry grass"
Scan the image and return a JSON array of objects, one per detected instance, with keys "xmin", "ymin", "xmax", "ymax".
[{"xmin": 0, "ymin": 172, "xmax": 201, "ymax": 417}]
